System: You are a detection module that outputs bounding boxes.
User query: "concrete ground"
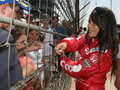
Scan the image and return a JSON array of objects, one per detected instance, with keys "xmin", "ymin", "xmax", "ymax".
[{"xmin": 70, "ymin": 72, "xmax": 117, "ymax": 90}]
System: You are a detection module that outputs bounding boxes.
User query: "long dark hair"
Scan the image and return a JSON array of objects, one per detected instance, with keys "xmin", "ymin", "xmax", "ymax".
[{"xmin": 86, "ymin": 7, "xmax": 119, "ymax": 76}]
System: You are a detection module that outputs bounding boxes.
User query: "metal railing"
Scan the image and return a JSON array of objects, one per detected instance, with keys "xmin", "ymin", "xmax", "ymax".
[{"xmin": 0, "ymin": 14, "xmax": 75, "ymax": 90}]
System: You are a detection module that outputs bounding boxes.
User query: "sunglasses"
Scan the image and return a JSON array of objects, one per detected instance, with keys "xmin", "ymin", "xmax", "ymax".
[
  {"xmin": 42, "ymin": 19, "xmax": 49, "ymax": 21},
  {"xmin": 94, "ymin": 7, "xmax": 107, "ymax": 17}
]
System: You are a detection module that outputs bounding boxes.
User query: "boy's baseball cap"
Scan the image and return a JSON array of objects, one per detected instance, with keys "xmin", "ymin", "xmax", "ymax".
[
  {"xmin": 26, "ymin": 14, "xmax": 34, "ymax": 18},
  {"xmin": 34, "ymin": 18, "xmax": 40, "ymax": 23},
  {"xmin": 0, "ymin": 0, "xmax": 32, "ymax": 11},
  {"xmin": 41, "ymin": 14, "xmax": 50, "ymax": 19}
]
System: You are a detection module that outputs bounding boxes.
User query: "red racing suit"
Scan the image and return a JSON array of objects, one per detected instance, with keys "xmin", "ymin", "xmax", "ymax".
[{"xmin": 59, "ymin": 34, "xmax": 112, "ymax": 90}]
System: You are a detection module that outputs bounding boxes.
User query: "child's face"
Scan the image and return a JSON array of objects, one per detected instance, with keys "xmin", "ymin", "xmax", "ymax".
[
  {"xmin": 15, "ymin": 34, "xmax": 27, "ymax": 50},
  {"xmin": 28, "ymin": 30, "xmax": 39, "ymax": 42},
  {"xmin": 42, "ymin": 18, "xmax": 50, "ymax": 25}
]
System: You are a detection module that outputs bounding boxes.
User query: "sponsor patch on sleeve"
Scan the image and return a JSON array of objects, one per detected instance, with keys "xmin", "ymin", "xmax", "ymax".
[{"xmin": 83, "ymin": 59, "xmax": 92, "ymax": 68}]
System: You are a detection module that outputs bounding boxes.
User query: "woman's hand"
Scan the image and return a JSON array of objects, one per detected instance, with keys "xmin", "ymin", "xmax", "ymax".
[{"xmin": 55, "ymin": 42, "xmax": 67, "ymax": 55}]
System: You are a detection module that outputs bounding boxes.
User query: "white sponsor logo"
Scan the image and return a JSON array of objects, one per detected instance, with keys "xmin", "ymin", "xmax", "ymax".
[
  {"xmin": 65, "ymin": 64, "xmax": 73, "ymax": 72},
  {"xmin": 63, "ymin": 37, "xmax": 74, "ymax": 41},
  {"xmin": 104, "ymin": 50, "xmax": 108, "ymax": 53},
  {"xmin": 60, "ymin": 60, "xmax": 82, "ymax": 72},
  {"xmin": 72, "ymin": 64, "xmax": 82, "ymax": 72},
  {"xmin": 77, "ymin": 54, "xmax": 83, "ymax": 60},
  {"xmin": 85, "ymin": 47, "xmax": 89, "ymax": 55},
  {"xmin": 90, "ymin": 54, "xmax": 98, "ymax": 63},
  {"xmin": 77, "ymin": 36, "xmax": 81, "ymax": 40},
  {"xmin": 61, "ymin": 60, "xmax": 65, "ymax": 67}
]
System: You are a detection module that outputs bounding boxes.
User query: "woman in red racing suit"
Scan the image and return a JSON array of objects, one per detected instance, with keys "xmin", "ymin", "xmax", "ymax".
[{"xmin": 55, "ymin": 7, "xmax": 119, "ymax": 90}]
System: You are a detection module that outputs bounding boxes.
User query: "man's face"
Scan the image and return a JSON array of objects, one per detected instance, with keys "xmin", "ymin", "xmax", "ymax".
[
  {"xmin": 52, "ymin": 18, "xmax": 59, "ymax": 25},
  {"xmin": 26, "ymin": 17, "xmax": 34, "ymax": 24},
  {"xmin": 16, "ymin": 11, "xmax": 22, "ymax": 19},
  {"xmin": 0, "ymin": 3, "xmax": 20, "ymax": 30},
  {"xmin": 2, "ymin": 3, "xmax": 20, "ymax": 19}
]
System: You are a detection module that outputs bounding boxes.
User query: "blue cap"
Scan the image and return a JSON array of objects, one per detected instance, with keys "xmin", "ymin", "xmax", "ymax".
[{"xmin": 0, "ymin": 0, "xmax": 32, "ymax": 11}]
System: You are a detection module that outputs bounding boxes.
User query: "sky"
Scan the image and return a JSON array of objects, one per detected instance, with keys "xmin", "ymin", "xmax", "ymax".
[{"xmin": 83, "ymin": 0, "xmax": 120, "ymax": 27}]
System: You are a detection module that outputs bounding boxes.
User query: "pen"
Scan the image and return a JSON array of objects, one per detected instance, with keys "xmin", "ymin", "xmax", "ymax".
[{"xmin": 49, "ymin": 43, "xmax": 61, "ymax": 53}]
